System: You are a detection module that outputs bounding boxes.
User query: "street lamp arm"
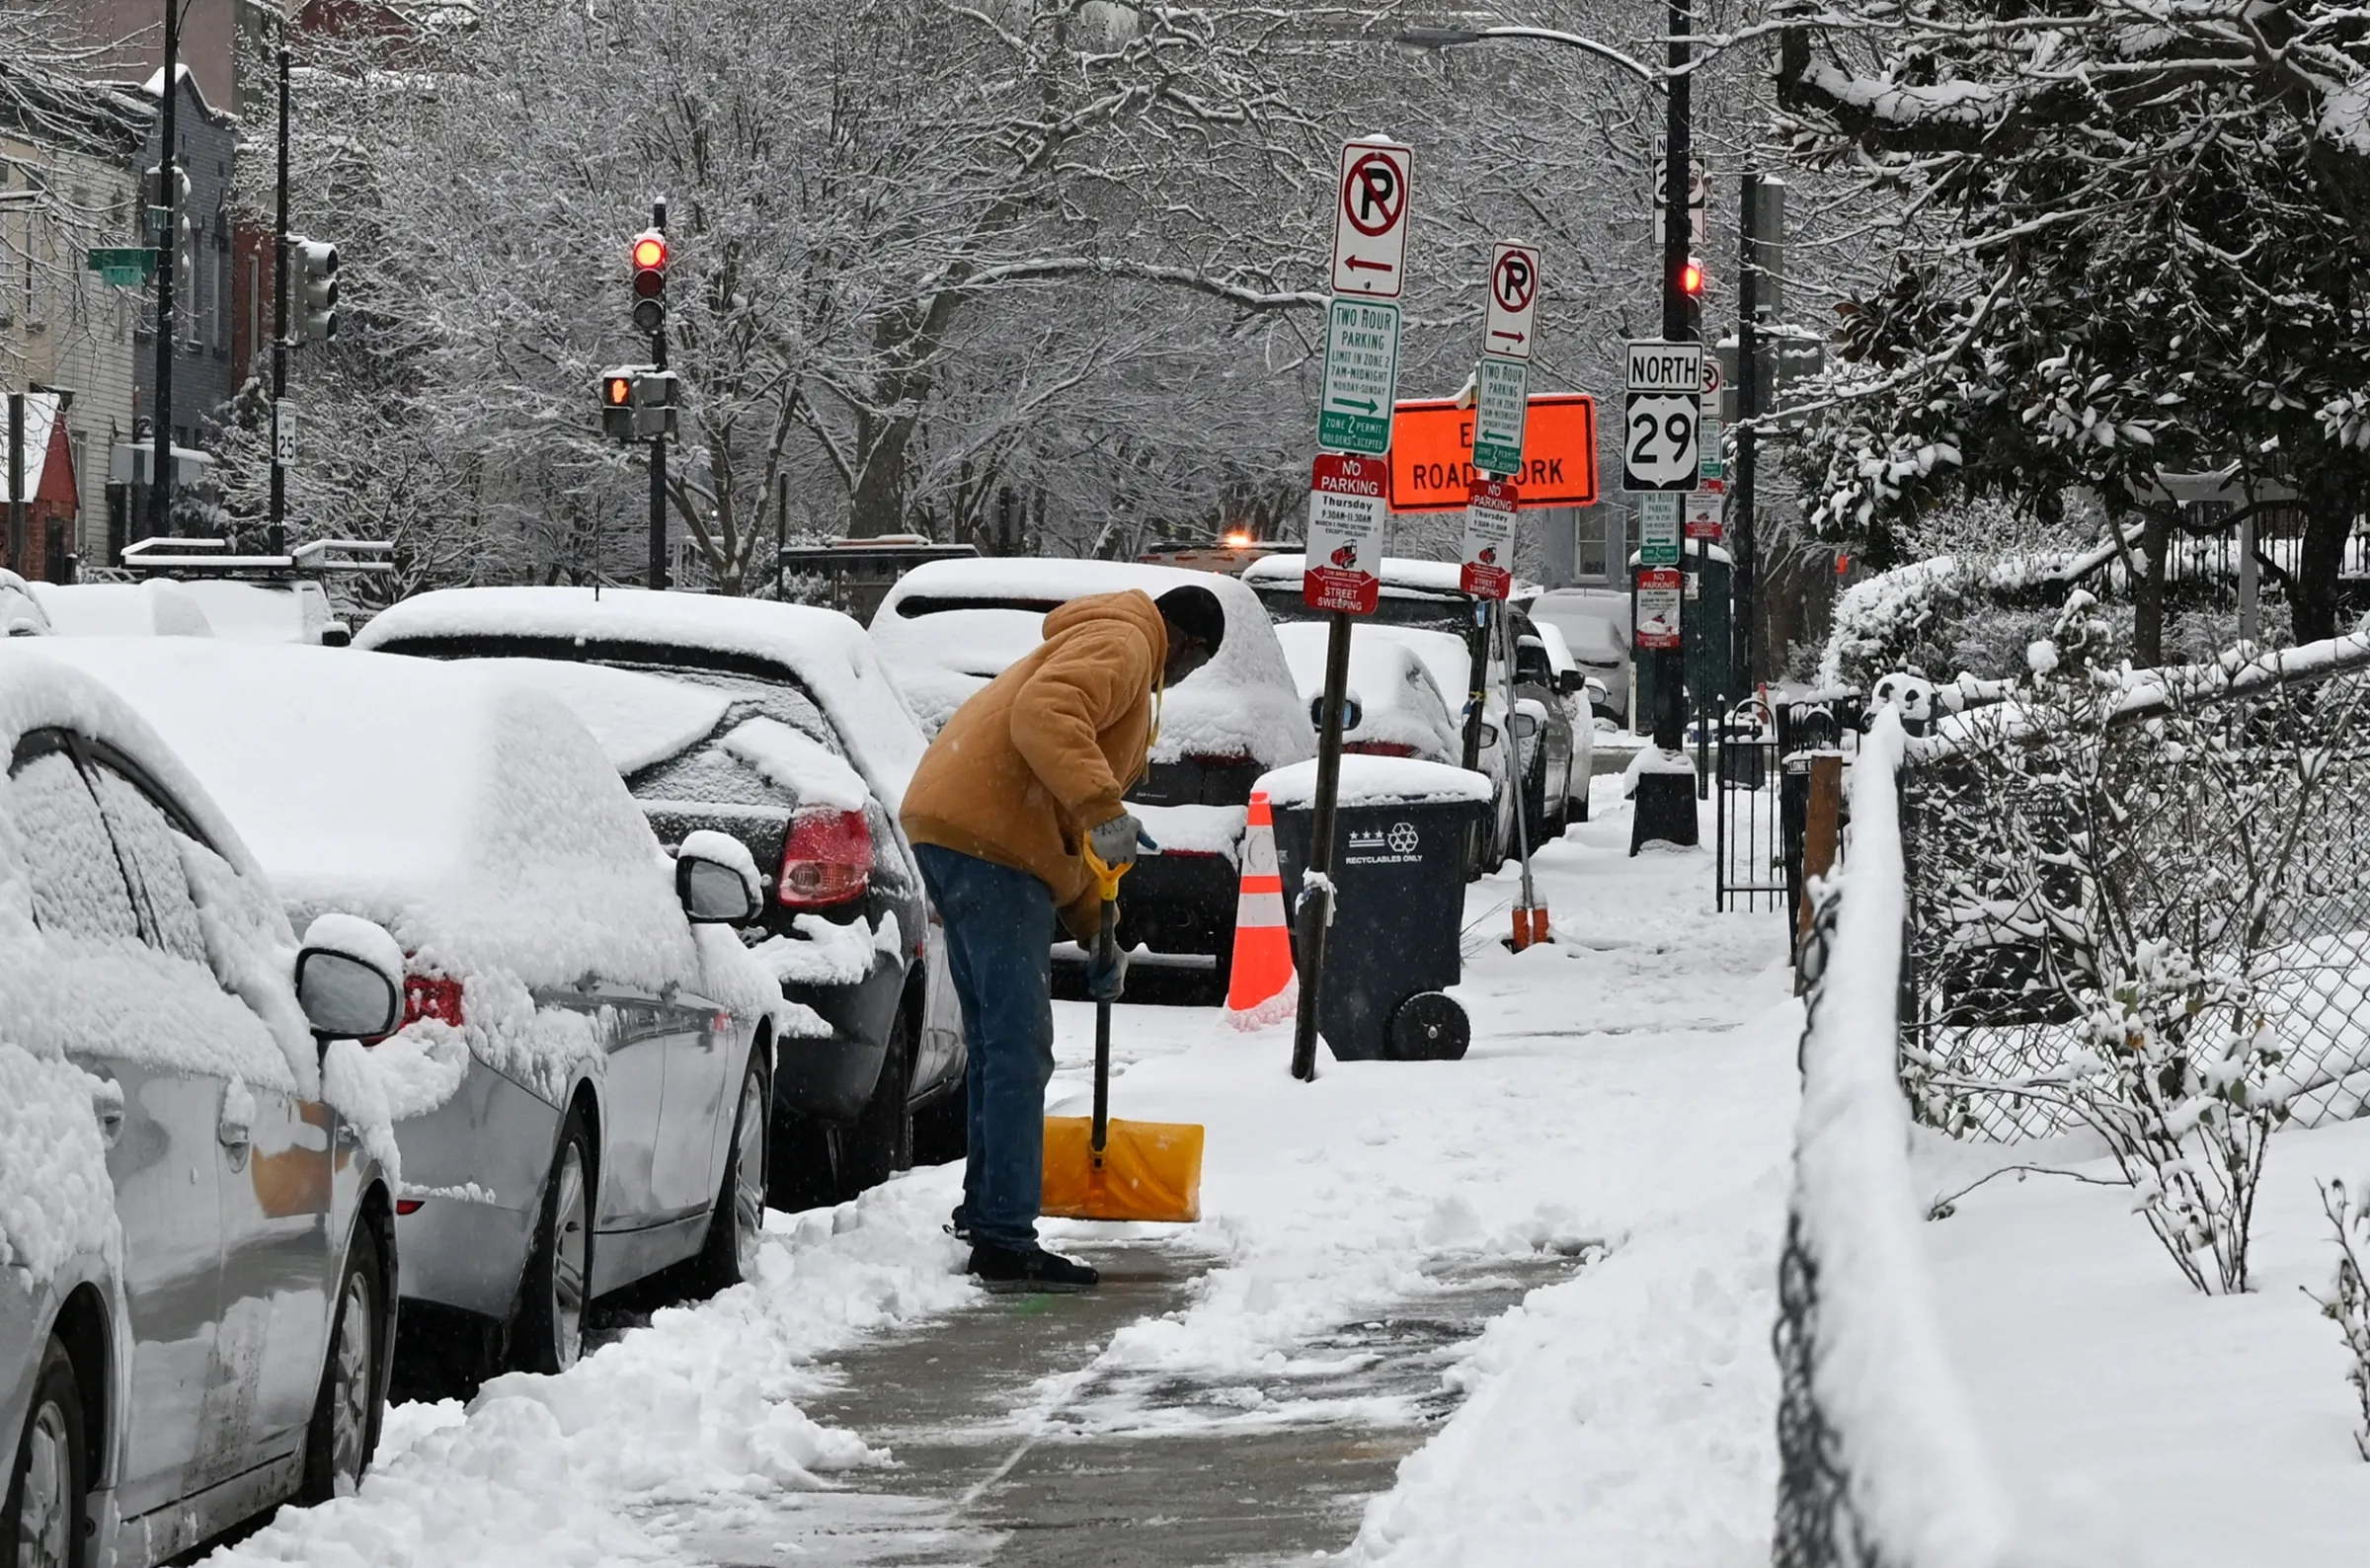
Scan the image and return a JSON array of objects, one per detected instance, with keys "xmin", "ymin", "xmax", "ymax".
[{"xmin": 1396, "ymin": 24, "xmax": 1661, "ymax": 88}]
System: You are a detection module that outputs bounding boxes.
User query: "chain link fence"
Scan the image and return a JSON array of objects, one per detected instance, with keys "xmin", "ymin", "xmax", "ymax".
[{"xmin": 1900, "ymin": 639, "xmax": 2370, "ymax": 1143}]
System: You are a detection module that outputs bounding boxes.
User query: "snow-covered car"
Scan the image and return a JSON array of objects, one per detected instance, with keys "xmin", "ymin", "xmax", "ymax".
[
  {"xmin": 29, "ymin": 575, "xmax": 354, "ymax": 645},
  {"xmin": 0, "ymin": 645, "xmax": 410, "ymax": 1563},
  {"xmin": 34, "ymin": 638, "xmax": 781, "ymax": 1391},
  {"xmin": 1271, "ymin": 621, "xmax": 1462, "ymax": 764},
  {"xmin": 870, "ymin": 558, "xmax": 1314, "ymax": 981},
  {"xmin": 1523, "ymin": 587, "xmax": 1630, "ymax": 724},
  {"xmin": 353, "ymin": 587, "xmax": 960, "ymax": 1208},
  {"xmin": 1243, "ymin": 556, "xmax": 1578, "ymax": 862},
  {"xmin": 1519, "ymin": 623, "xmax": 1595, "ymax": 830}
]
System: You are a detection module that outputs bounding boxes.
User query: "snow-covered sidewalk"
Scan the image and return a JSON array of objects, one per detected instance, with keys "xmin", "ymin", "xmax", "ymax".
[{"xmin": 203, "ymin": 780, "xmax": 1800, "ymax": 1567}]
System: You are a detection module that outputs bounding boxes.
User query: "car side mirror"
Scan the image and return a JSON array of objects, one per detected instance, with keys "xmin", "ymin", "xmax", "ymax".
[
  {"xmin": 294, "ymin": 911, "xmax": 405, "ymax": 1042},
  {"xmin": 1510, "ymin": 712, "xmax": 1541, "ymax": 740},
  {"xmin": 1478, "ymin": 722, "xmax": 1501, "ymax": 747},
  {"xmin": 676, "ymin": 828, "xmax": 763, "ymax": 924},
  {"xmin": 1557, "ymin": 669, "xmax": 1585, "ymax": 695}
]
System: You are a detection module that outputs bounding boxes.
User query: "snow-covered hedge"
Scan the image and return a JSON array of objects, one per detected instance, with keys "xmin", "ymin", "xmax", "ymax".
[{"xmin": 1776, "ymin": 709, "xmax": 2020, "ymax": 1565}]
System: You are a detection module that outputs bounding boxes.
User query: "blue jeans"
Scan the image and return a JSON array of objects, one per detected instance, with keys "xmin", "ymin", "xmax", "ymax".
[{"xmin": 914, "ymin": 844, "xmax": 1057, "ymax": 1251}]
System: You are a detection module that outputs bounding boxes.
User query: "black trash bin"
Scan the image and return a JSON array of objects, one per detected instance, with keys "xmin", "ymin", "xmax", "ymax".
[{"xmin": 1260, "ymin": 758, "xmax": 1493, "ymax": 1063}]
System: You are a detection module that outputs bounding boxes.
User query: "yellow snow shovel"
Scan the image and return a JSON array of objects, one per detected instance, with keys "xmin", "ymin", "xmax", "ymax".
[{"xmin": 1041, "ymin": 845, "xmax": 1205, "ymax": 1223}]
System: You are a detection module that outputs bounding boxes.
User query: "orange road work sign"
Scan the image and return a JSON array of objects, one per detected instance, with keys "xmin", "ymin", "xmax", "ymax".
[{"xmin": 1388, "ymin": 394, "xmax": 1600, "ymax": 513}]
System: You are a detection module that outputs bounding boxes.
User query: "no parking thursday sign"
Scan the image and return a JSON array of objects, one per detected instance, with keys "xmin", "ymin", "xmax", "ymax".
[{"xmin": 1305, "ymin": 453, "xmax": 1386, "ymax": 614}]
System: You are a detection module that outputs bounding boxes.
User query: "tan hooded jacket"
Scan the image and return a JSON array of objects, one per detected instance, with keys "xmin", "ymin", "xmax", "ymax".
[{"xmin": 902, "ymin": 590, "xmax": 1167, "ymax": 941}]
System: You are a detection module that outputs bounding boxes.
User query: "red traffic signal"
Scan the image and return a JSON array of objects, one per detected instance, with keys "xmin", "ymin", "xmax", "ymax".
[
  {"xmin": 1680, "ymin": 258, "xmax": 1705, "ymax": 296},
  {"xmin": 603, "ymin": 373, "xmax": 634, "ymax": 407},
  {"xmin": 629, "ymin": 228, "xmax": 668, "ymax": 333}
]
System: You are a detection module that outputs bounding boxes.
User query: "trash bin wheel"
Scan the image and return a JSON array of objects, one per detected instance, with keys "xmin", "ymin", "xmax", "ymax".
[{"xmin": 1388, "ymin": 991, "xmax": 1468, "ymax": 1061}]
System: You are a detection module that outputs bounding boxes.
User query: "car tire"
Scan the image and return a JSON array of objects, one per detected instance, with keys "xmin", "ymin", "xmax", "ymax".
[
  {"xmin": 513, "ymin": 1105, "xmax": 595, "ymax": 1374},
  {"xmin": 301, "ymin": 1225, "xmax": 385, "ymax": 1503},
  {"xmin": 910, "ymin": 1083, "xmax": 968, "ymax": 1167},
  {"xmin": 839, "ymin": 1003, "xmax": 916, "ymax": 1198},
  {"xmin": 689, "ymin": 1056, "xmax": 769, "ymax": 1294},
  {"xmin": 3, "ymin": 1338, "xmax": 87, "ymax": 1568}
]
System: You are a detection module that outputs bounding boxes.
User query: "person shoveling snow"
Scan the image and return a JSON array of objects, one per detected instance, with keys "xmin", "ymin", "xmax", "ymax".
[{"xmin": 903, "ymin": 583, "xmax": 1224, "ymax": 1290}]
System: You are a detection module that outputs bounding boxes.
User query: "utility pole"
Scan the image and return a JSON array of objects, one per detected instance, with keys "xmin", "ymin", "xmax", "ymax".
[
  {"xmin": 648, "ymin": 197, "xmax": 669, "ymax": 590},
  {"xmin": 1654, "ymin": 0, "xmax": 1693, "ymax": 753},
  {"xmin": 148, "ymin": 0, "xmax": 180, "ymax": 540},
  {"xmin": 269, "ymin": 30, "xmax": 290, "ymax": 556},
  {"xmin": 1734, "ymin": 170, "xmax": 1760, "ymax": 698},
  {"xmin": 7, "ymin": 394, "xmax": 24, "ymax": 574}
]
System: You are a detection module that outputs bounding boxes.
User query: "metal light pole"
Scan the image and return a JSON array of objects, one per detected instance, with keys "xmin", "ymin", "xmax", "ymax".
[
  {"xmin": 270, "ymin": 30, "xmax": 290, "ymax": 555},
  {"xmin": 148, "ymin": 0, "xmax": 181, "ymax": 539},
  {"xmin": 1733, "ymin": 171, "xmax": 1761, "ymax": 697},
  {"xmin": 648, "ymin": 197, "xmax": 670, "ymax": 590}
]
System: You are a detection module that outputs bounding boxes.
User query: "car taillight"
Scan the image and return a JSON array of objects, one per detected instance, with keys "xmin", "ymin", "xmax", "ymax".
[
  {"xmin": 1345, "ymin": 741, "xmax": 1418, "ymax": 757},
  {"xmin": 779, "ymin": 808, "xmax": 872, "ymax": 908},
  {"xmin": 403, "ymin": 973, "xmax": 464, "ymax": 1030}
]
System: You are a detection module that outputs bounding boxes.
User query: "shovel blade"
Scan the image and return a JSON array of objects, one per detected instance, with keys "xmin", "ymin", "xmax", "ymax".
[{"xmin": 1041, "ymin": 1115, "xmax": 1204, "ymax": 1223}]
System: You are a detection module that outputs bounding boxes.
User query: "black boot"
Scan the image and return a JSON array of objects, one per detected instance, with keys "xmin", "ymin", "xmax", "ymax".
[{"xmin": 967, "ymin": 1241, "xmax": 1099, "ymax": 1293}]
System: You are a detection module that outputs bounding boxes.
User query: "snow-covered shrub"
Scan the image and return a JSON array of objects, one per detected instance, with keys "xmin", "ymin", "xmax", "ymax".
[
  {"xmin": 2310, "ymin": 1178, "xmax": 2370, "ymax": 1459},
  {"xmin": 1818, "ymin": 557, "xmax": 1971, "ymax": 689},
  {"xmin": 1903, "ymin": 592, "xmax": 2370, "ymax": 1294}
]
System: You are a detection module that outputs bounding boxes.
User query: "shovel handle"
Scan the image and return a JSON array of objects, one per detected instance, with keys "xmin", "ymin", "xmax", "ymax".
[{"xmin": 1092, "ymin": 901, "xmax": 1115, "ymax": 1155}]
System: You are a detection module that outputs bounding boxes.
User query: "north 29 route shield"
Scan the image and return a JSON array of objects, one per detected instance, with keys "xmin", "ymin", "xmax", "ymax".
[{"xmin": 1623, "ymin": 340, "xmax": 1702, "ymax": 493}]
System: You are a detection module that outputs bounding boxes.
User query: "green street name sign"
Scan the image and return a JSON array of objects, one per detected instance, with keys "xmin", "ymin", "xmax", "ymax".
[
  {"xmin": 87, "ymin": 247, "xmax": 160, "ymax": 286},
  {"xmin": 1318, "ymin": 297, "xmax": 1402, "ymax": 457},
  {"xmin": 1471, "ymin": 354, "xmax": 1530, "ymax": 477}
]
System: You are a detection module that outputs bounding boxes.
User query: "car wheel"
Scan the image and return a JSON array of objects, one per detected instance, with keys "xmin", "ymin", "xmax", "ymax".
[
  {"xmin": 690, "ymin": 1057, "xmax": 769, "ymax": 1293},
  {"xmin": 910, "ymin": 1083, "xmax": 968, "ymax": 1167},
  {"xmin": 839, "ymin": 1003, "xmax": 915, "ymax": 1198},
  {"xmin": 514, "ymin": 1106, "xmax": 594, "ymax": 1374},
  {"xmin": 301, "ymin": 1225, "xmax": 385, "ymax": 1503},
  {"xmin": 3, "ymin": 1338, "xmax": 86, "ymax": 1568}
]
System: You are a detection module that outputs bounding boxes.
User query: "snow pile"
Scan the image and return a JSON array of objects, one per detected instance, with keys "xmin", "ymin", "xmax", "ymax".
[
  {"xmin": 201, "ymin": 1176, "xmax": 980, "ymax": 1568},
  {"xmin": 468, "ymin": 658, "xmax": 731, "ymax": 775},
  {"xmin": 27, "ymin": 579, "xmax": 214, "ymax": 638},
  {"xmin": 1784, "ymin": 708, "xmax": 2018, "ymax": 1563},
  {"xmin": 718, "ymin": 716, "xmax": 870, "ymax": 812},
  {"xmin": 1253, "ymin": 754, "xmax": 1491, "ymax": 808},
  {"xmin": 356, "ymin": 587, "xmax": 928, "ymax": 810},
  {"xmin": 869, "ymin": 557, "xmax": 1315, "ymax": 767}
]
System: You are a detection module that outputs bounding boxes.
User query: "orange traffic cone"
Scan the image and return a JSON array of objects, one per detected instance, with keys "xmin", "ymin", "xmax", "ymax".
[{"xmin": 1224, "ymin": 789, "xmax": 1298, "ymax": 1030}]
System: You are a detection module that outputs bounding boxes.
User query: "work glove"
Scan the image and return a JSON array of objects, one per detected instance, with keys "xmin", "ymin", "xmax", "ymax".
[
  {"xmin": 1086, "ymin": 812, "xmax": 1149, "ymax": 870},
  {"xmin": 1086, "ymin": 937, "xmax": 1131, "ymax": 1003}
]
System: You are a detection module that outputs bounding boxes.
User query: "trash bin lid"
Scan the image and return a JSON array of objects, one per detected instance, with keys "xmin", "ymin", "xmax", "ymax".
[{"xmin": 1255, "ymin": 755, "xmax": 1493, "ymax": 810}]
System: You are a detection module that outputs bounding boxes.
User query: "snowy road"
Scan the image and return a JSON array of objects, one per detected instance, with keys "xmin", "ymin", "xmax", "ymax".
[{"xmin": 200, "ymin": 781, "xmax": 1799, "ymax": 1568}]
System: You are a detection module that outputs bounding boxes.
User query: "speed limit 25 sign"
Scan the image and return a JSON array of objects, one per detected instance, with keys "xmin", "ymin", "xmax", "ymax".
[{"xmin": 1623, "ymin": 341, "xmax": 1703, "ymax": 493}]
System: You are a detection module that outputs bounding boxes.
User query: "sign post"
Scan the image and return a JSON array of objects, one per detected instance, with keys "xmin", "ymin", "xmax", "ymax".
[
  {"xmin": 1626, "ymin": 340, "xmax": 1701, "ymax": 849},
  {"xmin": 1296, "ymin": 137, "xmax": 1413, "ymax": 1084}
]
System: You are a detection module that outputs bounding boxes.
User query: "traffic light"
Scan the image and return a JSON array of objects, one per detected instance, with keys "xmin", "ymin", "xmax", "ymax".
[
  {"xmin": 629, "ymin": 230, "xmax": 667, "ymax": 334},
  {"xmin": 291, "ymin": 236, "xmax": 340, "ymax": 345},
  {"xmin": 595, "ymin": 366, "xmax": 679, "ymax": 440},
  {"xmin": 1680, "ymin": 255, "xmax": 1705, "ymax": 341}
]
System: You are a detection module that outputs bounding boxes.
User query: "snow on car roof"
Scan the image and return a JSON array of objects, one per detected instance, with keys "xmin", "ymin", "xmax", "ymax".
[
  {"xmin": 32, "ymin": 638, "xmax": 703, "ymax": 998},
  {"xmin": 355, "ymin": 587, "xmax": 927, "ymax": 811},
  {"xmin": 28, "ymin": 579, "xmax": 215, "ymax": 638},
  {"xmin": 1241, "ymin": 553, "xmax": 1541, "ymax": 599},
  {"xmin": 1272, "ymin": 623, "xmax": 1459, "ymax": 761},
  {"xmin": 1254, "ymin": 753, "xmax": 1493, "ymax": 808},
  {"xmin": 468, "ymin": 658, "xmax": 734, "ymax": 776},
  {"xmin": 872, "ymin": 557, "xmax": 1314, "ymax": 766}
]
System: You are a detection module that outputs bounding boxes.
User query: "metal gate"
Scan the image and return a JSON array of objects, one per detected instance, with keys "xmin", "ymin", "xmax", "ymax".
[{"xmin": 1714, "ymin": 709, "xmax": 1785, "ymax": 912}]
